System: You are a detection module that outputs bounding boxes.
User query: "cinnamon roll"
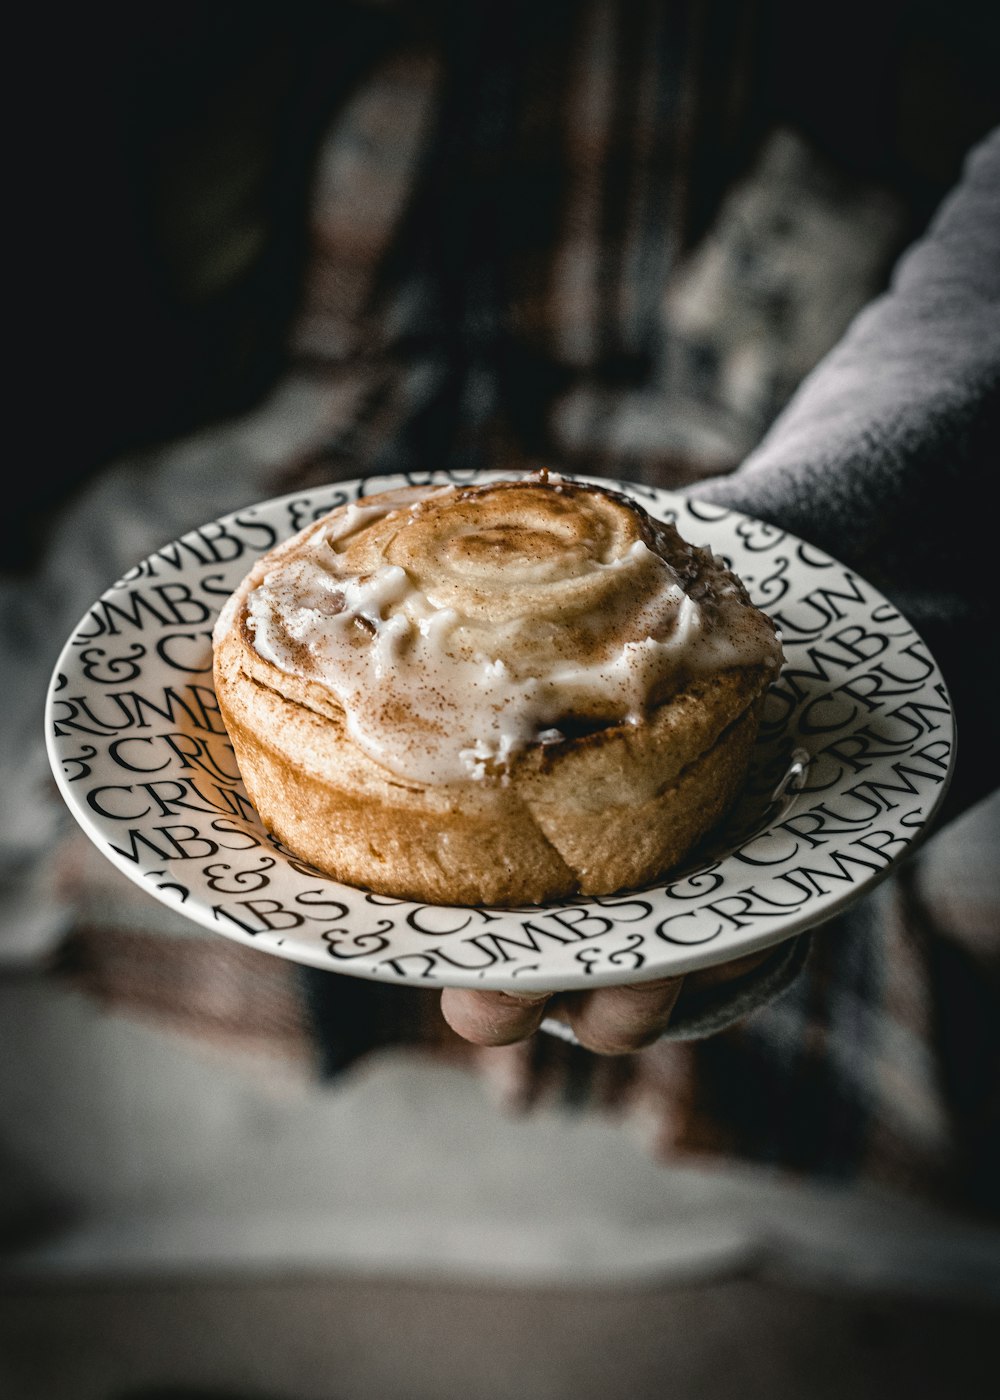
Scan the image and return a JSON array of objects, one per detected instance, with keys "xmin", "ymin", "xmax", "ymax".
[{"xmin": 212, "ymin": 473, "xmax": 783, "ymax": 905}]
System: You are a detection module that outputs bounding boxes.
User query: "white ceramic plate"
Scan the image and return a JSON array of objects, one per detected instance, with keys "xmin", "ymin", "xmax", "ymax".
[{"xmin": 45, "ymin": 470, "xmax": 956, "ymax": 992}]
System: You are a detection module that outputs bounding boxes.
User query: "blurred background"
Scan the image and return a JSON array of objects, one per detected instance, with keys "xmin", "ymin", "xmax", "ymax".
[{"xmin": 4, "ymin": 2, "xmax": 1000, "ymax": 1397}]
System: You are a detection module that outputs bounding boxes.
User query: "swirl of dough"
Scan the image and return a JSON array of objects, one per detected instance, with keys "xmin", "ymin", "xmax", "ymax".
[
  {"xmin": 229, "ymin": 473, "xmax": 780, "ymax": 786},
  {"xmin": 336, "ymin": 478, "xmax": 690, "ymax": 676},
  {"xmin": 387, "ymin": 479, "xmax": 651, "ymax": 623}
]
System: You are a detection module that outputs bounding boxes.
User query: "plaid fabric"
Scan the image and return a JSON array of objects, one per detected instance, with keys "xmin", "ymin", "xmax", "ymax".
[
  {"xmin": 57, "ymin": 799, "xmax": 1000, "ymax": 1215},
  {"xmin": 24, "ymin": 0, "xmax": 1000, "ymax": 1221},
  {"xmin": 272, "ymin": 0, "xmax": 916, "ymax": 496}
]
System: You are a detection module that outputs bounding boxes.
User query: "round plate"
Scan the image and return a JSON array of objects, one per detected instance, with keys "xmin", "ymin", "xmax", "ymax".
[{"xmin": 45, "ymin": 470, "xmax": 956, "ymax": 992}]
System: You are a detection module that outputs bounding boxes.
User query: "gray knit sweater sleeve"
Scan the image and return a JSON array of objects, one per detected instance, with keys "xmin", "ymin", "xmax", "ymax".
[
  {"xmin": 631, "ymin": 126, "xmax": 1000, "ymax": 1042},
  {"xmin": 693, "ymin": 124, "xmax": 1000, "ymax": 827}
]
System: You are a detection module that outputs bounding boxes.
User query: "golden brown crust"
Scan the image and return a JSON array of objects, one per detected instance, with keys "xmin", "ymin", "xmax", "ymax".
[
  {"xmin": 215, "ymin": 627, "xmax": 771, "ymax": 905},
  {"xmin": 212, "ymin": 476, "xmax": 780, "ymax": 905}
]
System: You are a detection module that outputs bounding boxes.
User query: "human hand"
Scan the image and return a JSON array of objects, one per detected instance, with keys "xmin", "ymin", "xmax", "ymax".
[{"xmin": 439, "ymin": 949, "xmax": 774, "ymax": 1054}]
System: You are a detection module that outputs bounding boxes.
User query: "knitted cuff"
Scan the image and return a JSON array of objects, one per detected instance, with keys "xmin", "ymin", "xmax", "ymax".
[
  {"xmin": 658, "ymin": 932, "xmax": 810, "ymax": 1040},
  {"xmin": 540, "ymin": 932, "xmax": 810, "ymax": 1047}
]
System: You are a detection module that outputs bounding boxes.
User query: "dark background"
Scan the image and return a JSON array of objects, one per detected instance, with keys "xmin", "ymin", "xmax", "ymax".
[{"xmin": 12, "ymin": 0, "xmax": 1000, "ymax": 572}]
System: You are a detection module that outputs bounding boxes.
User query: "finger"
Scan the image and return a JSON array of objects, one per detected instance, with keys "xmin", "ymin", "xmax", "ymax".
[
  {"xmin": 564, "ymin": 975, "xmax": 684, "ymax": 1055},
  {"xmin": 440, "ymin": 986, "xmax": 552, "ymax": 1046}
]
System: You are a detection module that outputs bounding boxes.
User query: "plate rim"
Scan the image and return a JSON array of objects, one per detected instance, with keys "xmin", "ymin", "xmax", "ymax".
[{"xmin": 44, "ymin": 469, "xmax": 957, "ymax": 992}]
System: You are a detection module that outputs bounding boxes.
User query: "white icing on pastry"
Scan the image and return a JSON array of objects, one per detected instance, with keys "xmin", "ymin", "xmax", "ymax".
[{"xmin": 234, "ymin": 474, "xmax": 782, "ymax": 784}]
